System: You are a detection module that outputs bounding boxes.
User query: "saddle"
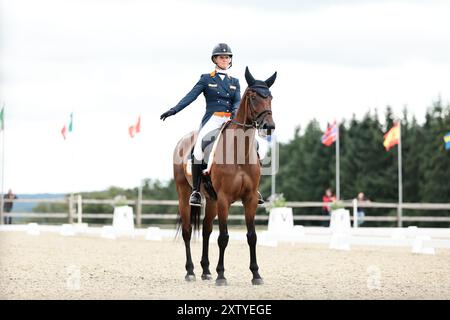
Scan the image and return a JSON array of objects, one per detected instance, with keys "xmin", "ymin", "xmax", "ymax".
[
  {"xmin": 185, "ymin": 121, "xmax": 262, "ymax": 201},
  {"xmin": 184, "ymin": 122, "xmax": 231, "ymax": 201},
  {"xmin": 186, "ymin": 121, "xmax": 231, "ymax": 176}
]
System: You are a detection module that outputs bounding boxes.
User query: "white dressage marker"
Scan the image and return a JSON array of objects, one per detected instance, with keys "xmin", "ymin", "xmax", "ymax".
[
  {"xmin": 112, "ymin": 206, "xmax": 135, "ymax": 237},
  {"xmin": 26, "ymin": 223, "xmax": 40, "ymax": 236},
  {"xmin": 329, "ymin": 209, "xmax": 351, "ymax": 234},
  {"xmin": 268, "ymin": 207, "xmax": 294, "ymax": 233},
  {"xmin": 329, "ymin": 209, "xmax": 352, "ymax": 251},
  {"xmin": 145, "ymin": 227, "xmax": 163, "ymax": 241}
]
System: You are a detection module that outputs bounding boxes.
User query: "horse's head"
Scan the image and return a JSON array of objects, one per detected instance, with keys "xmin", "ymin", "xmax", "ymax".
[{"xmin": 243, "ymin": 66, "xmax": 277, "ymax": 137}]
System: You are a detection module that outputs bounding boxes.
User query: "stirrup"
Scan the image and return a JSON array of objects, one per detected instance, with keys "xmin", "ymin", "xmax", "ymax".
[
  {"xmin": 257, "ymin": 191, "xmax": 265, "ymax": 205},
  {"xmin": 189, "ymin": 191, "xmax": 202, "ymax": 207}
]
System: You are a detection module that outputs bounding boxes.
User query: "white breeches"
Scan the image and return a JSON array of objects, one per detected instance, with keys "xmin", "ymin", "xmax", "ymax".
[
  {"xmin": 193, "ymin": 115, "xmax": 230, "ymax": 160},
  {"xmin": 193, "ymin": 115, "xmax": 270, "ymax": 161}
]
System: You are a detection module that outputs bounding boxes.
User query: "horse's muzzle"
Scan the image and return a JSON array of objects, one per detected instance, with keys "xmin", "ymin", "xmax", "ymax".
[
  {"xmin": 261, "ymin": 122, "xmax": 275, "ymax": 133},
  {"xmin": 259, "ymin": 122, "xmax": 275, "ymax": 137}
]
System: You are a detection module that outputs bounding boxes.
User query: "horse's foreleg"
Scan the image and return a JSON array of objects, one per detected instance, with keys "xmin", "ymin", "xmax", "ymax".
[
  {"xmin": 182, "ymin": 216, "xmax": 196, "ymax": 281},
  {"xmin": 243, "ymin": 195, "xmax": 263, "ymax": 285},
  {"xmin": 215, "ymin": 199, "xmax": 229, "ymax": 286},
  {"xmin": 178, "ymin": 182, "xmax": 195, "ymax": 281},
  {"xmin": 174, "ymin": 134, "xmax": 199, "ymax": 283},
  {"xmin": 200, "ymin": 200, "xmax": 216, "ymax": 280}
]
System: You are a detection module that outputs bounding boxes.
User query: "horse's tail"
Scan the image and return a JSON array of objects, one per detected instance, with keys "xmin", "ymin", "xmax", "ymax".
[
  {"xmin": 174, "ymin": 210, "xmax": 182, "ymax": 240},
  {"xmin": 190, "ymin": 205, "xmax": 201, "ymax": 239},
  {"xmin": 174, "ymin": 206, "xmax": 201, "ymax": 240}
]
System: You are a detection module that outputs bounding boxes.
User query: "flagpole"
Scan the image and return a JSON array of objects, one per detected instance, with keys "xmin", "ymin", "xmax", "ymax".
[
  {"xmin": 397, "ymin": 121, "xmax": 403, "ymax": 227},
  {"xmin": 0, "ymin": 103, "xmax": 5, "ymax": 225},
  {"xmin": 336, "ymin": 121, "xmax": 340, "ymax": 201}
]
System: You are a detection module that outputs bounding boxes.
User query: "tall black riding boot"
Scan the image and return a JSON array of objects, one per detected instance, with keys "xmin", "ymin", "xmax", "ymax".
[{"xmin": 189, "ymin": 159, "xmax": 203, "ymax": 206}]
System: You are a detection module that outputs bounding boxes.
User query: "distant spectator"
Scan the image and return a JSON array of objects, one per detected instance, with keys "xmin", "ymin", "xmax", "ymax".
[
  {"xmin": 3, "ymin": 189, "xmax": 17, "ymax": 224},
  {"xmin": 355, "ymin": 192, "xmax": 370, "ymax": 226},
  {"xmin": 322, "ymin": 188, "xmax": 336, "ymax": 227}
]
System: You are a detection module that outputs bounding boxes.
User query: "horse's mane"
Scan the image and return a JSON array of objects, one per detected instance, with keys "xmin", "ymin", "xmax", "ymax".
[{"xmin": 233, "ymin": 88, "xmax": 252, "ymax": 124}]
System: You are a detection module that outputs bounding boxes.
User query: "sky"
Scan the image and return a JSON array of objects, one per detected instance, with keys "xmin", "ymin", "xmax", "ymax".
[{"xmin": 1, "ymin": 0, "xmax": 450, "ymax": 194}]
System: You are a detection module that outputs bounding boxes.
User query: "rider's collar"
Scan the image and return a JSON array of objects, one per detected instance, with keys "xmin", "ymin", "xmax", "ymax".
[
  {"xmin": 215, "ymin": 68, "xmax": 228, "ymax": 75},
  {"xmin": 211, "ymin": 68, "xmax": 231, "ymax": 78}
]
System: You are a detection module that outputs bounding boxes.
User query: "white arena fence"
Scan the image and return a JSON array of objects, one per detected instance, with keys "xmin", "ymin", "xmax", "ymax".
[{"xmin": 1, "ymin": 195, "xmax": 450, "ymax": 228}]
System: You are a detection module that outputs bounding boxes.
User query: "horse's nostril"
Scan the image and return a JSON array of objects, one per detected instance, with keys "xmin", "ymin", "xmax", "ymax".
[{"xmin": 262, "ymin": 123, "xmax": 275, "ymax": 130}]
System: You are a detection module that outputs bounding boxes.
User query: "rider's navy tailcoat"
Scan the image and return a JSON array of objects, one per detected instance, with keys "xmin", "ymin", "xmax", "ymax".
[{"xmin": 170, "ymin": 70, "xmax": 241, "ymax": 128}]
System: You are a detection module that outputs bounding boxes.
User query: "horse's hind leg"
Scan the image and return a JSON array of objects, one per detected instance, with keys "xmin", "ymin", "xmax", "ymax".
[
  {"xmin": 177, "ymin": 181, "xmax": 196, "ymax": 281},
  {"xmin": 200, "ymin": 199, "xmax": 216, "ymax": 280},
  {"xmin": 243, "ymin": 195, "xmax": 263, "ymax": 285},
  {"xmin": 215, "ymin": 198, "xmax": 230, "ymax": 286}
]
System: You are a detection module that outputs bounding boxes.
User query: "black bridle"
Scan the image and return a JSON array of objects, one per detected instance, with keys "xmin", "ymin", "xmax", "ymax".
[{"xmin": 231, "ymin": 88, "xmax": 272, "ymax": 129}]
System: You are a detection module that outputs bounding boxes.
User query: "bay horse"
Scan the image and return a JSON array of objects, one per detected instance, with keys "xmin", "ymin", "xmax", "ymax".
[{"xmin": 173, "ymin": 67, "xmax": 277, "ymax": 285}]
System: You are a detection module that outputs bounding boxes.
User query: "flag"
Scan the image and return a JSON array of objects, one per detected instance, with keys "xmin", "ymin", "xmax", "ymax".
[
  {"xmin": 444, "ymin": 131, "xmax": 450, "ymax": 150},
  {"xmin": 61, "ymin": 113, "xmax": 73, "ymax": 140},
  {"xmin": 135, "ymin": 116, "xmax": 141, "ymax": 134},
  {"xmin": 61, "ymin": 125, "xmax": 67, "ymax": 140},
  {"xmin": 321, "ymin": 121, "xmax": 338, "ymax": 147},
  {"xmin": 0, "ymin": 106, "xmax": 4, "ymax": 131},
  {"xmin": 129, "ymin": 116, "xmax": 141, "ymax": 138},
  {"xmin": 68, "ymin": 113, "xmax": 73, "ymax": 132},
  {"xmin": 383, "ymin": 123, "xmax": 400, "ymax": 151},
  {"xmin": 128, "ymin": 125, "xmax": 135, "ymax": 138}
]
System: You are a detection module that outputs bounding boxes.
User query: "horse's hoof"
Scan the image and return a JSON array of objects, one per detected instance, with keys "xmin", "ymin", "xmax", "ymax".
[
  {"xmin": 252, "ymin": 278, "xmax": 264, "ymax": 285},
  {"xmin": 215, "ymin": 278, "xmax": 228, "ymax": 286},
  {"xmin": 185, "ymin": 274, "xmax": 196, "ymax": 282},
  {"xmin": 201, "ymin": 273, "xmax": 212, "ymax": 280}
]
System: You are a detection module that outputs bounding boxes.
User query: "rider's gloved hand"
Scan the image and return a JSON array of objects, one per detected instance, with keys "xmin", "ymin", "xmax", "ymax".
[{"xmin": 160, "ymin": 109, "xmax": 176, "ymax": 121}]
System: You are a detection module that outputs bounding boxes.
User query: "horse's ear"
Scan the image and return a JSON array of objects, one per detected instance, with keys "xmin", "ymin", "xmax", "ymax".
[
  {"xmin": 265, "ymin": 71, "xmax": 277, "ymax": 88},
  {"xmin": 245, "ymin": 66, "xmax": 256, "ymax": 87}
]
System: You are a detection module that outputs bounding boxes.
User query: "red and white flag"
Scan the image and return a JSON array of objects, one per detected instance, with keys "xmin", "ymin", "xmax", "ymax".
[
  {"xmin": 321, "ymin": 121, "xmax": 338, "ymax": 147},
  {"xmin": 129, "ymin": 116, "xmax": 141, "ymax": 138}
]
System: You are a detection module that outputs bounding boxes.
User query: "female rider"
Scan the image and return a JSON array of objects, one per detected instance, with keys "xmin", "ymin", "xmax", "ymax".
[{"xmin": 160, "ymin": 43, "xmax": 264, "ymax": 206}]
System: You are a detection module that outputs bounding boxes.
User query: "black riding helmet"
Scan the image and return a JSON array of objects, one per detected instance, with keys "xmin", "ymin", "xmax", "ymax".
[{"xmin": 211, "ymin": 43, "xmax": 233, "ymax": 68}]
